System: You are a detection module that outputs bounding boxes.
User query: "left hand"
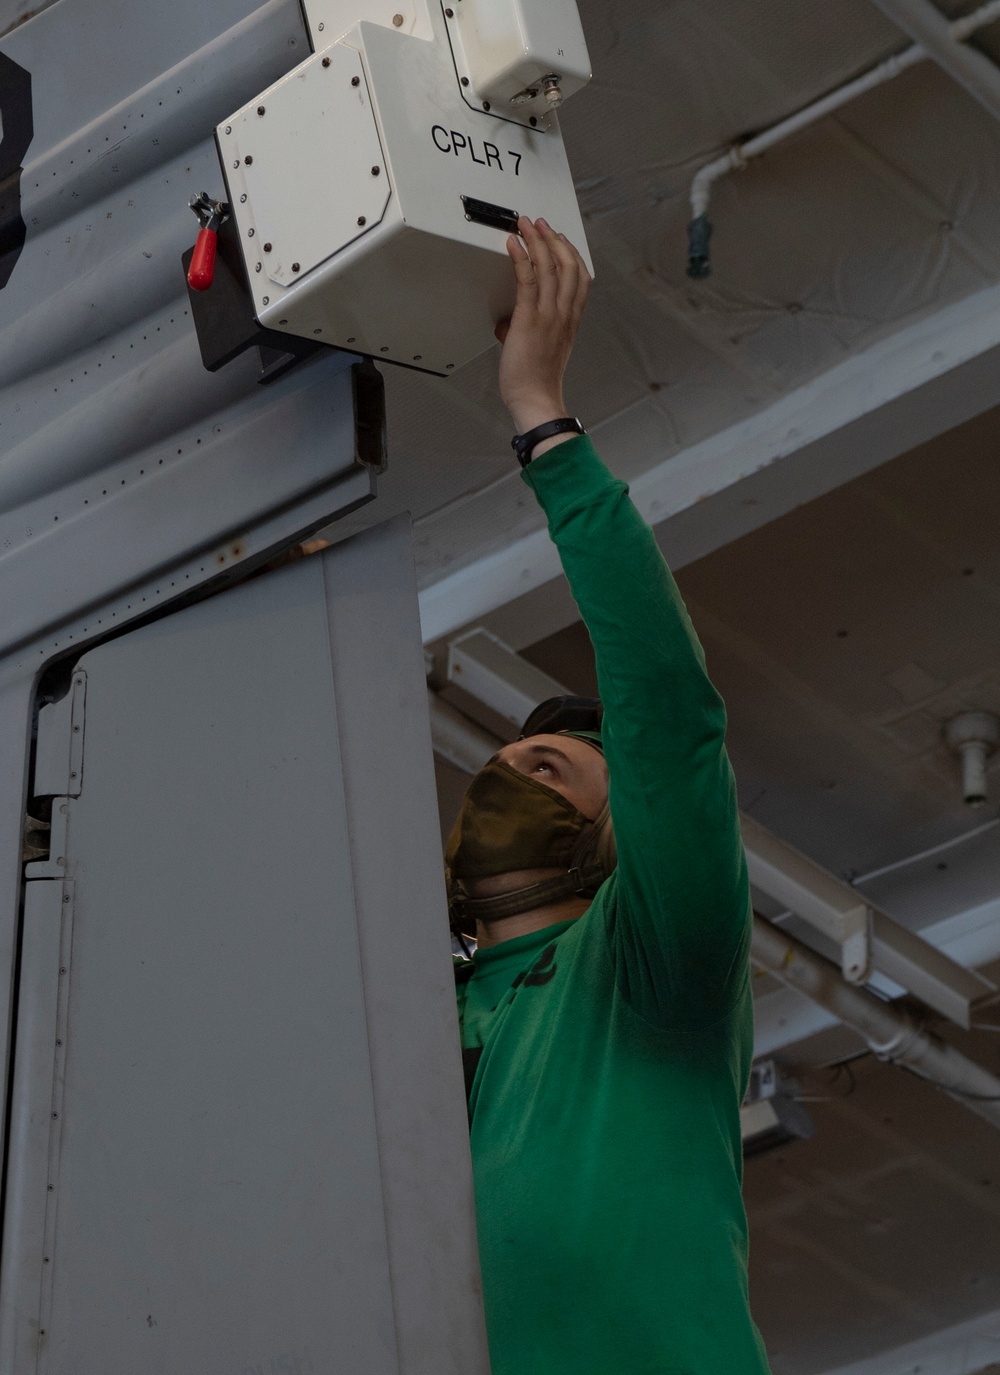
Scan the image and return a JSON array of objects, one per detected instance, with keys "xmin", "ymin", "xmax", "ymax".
[{"xmin": 495, "ymin": 217, "xmax": 592, "ymax": 447}]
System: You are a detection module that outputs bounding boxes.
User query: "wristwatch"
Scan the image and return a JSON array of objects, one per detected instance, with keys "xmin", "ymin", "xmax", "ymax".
[{"xmin": 511, "ymin": 416, "xmax": 586, "ymax": 468}]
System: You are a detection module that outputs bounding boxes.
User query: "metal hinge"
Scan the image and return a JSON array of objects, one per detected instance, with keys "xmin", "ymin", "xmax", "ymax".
[{"xmin": 34, "ymin": 670, "xmax": 87, "ymax": 800}]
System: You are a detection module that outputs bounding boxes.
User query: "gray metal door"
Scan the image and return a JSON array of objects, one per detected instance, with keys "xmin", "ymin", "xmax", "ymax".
[{"xmin": 1, "ymin": 517, "xmax": 489, "ymax": 1375}]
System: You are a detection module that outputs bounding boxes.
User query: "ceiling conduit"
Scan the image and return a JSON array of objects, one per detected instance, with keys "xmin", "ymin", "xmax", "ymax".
[
  {"xmin": 687, "ymin": 0, "xmax": 1000, "ymax": 277},
  {"xmin": 752, "ymin": 916, "xmax": 1000, "ymax": 1131}
]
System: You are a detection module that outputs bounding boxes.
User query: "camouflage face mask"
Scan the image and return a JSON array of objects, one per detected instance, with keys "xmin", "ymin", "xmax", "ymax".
[{"xmin": 446, "ymin": 757, "xmax": 590, "ymax": 882}]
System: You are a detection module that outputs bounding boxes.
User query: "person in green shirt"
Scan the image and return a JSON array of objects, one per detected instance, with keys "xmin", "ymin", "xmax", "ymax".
[{"xmin": 445, "ymin": 216, "xmax": 772, "ymax": 1375}]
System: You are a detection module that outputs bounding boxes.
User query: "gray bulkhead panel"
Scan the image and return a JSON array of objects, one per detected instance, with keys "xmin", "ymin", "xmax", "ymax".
[{"xmin": 1, "ymin": 519, "xmax": 489, "ymax": 1374}]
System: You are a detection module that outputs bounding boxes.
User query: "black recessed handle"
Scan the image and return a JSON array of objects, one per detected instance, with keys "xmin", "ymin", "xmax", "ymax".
[{"xmin": 461, "ymin": 195, "xmax": 520, "ymax": 234}]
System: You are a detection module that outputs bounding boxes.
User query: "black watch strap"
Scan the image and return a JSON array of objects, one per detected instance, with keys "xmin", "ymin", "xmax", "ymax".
[{"xmin": 511, "ymin": 416, "xmax": 586, "ymax": 467}]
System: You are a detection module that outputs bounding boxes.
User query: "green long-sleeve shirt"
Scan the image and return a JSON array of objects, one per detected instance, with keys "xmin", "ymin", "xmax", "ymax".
[{"xmin": 455, "ymin": 435, "xmax": 771, "ymax": 1375}]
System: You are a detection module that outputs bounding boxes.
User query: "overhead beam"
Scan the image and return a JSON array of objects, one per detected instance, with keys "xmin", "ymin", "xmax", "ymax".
[
  {"xmin": 743, "ymin": 814, "xmax": 995, "ymax": 1027},
  {"xmin": 418, "ymin": 279, "xmax": 1000, "ymax": 649},
  {"xmin": 818, "ymin": 1303, "xmax": 1000, "ymax": 1375}
]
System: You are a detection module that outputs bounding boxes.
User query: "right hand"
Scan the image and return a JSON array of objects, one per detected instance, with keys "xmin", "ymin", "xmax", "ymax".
[{"xmin": 495, "ymin": 217, "xmax": 592, "ymax": 445}]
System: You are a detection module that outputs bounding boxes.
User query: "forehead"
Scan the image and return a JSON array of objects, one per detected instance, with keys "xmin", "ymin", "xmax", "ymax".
[{"xmin": 500, "ymin": 733, "xmax": 606, "ymax": 770}]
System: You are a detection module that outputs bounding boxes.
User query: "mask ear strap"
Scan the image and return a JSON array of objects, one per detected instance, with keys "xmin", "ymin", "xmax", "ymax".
[{"xmin": 449, "ymin": 864, "xmax": 607, "ymax": 926}]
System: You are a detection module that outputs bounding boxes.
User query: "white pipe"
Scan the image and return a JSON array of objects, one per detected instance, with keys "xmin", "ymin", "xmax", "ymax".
[
  {"xmin": 688, "ymin": 0, "xmax": 1000, "ymax": 265},
  {"xmin": 869, "ymin": 0, "xmax": 1000, "ymax": 120},
  {"xmin": 752, "ymin": 916, "xmax": 1000, "ymax": 1131},
  {"xmin": 689, "ymin": 44, "xmax": 925, "ymax": 220}
]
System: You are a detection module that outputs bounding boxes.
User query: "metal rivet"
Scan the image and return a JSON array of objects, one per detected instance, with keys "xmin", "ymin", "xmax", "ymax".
[
  {"xmin": 461, "ymin": 76, "xmax": 469, "ymax": 86},
  {"xmin": 351, "ymin": 75, "xmax": 360, "ymax": 86},
  {"xmin": 446, "ymin": 363, "xmax": 455, "ymax": 368},
  {"xmin": 279, "ymin": 318, "xmax": 288, "ymax": 324},
  {"xmin": 47, "ymin": 1185, "xmax": 53, "ymax": 1192},
  {"xmin": 262, "ymin": 296, "xmax": 269, "ymax": 304},
  {"xmin": 318, "ymin": 19, "xmax": 324, "ymax": 28},
  {"xmin": 292, "ymin": 262, "xmax": 300, "ymax": 272},
  {"xmin": 393, "ymin": 11, "xmax": 404, "ymax": 23},
  {"xmin": 482, "ymin": 101, "xmax": 490, "ymax": 111},
  {"xmin": 357, "ymin": 215, "xmax": 366, "ymax": 226},
  {"xmin": 244, "ymin": 155, "xmax": 253, "ymax": 165},
  {"xmin": 255, "ymin": 262, "xmax": 262, "ymax": 272},
  {"xmin": 380, "ymin": 345, "xmax": 389, "ymax": 352},
  {"xmin": 413, "ymin": 354, "xmax": 422, "ymax": 360},
  {"xmin": 347, "ymin": 336, "xmax": 357, "ymax": 342},
  {"xmin": 43, "ymin": 1257, "xmax": 49, "ymax": 1264},
  {"xmin": 248, "ymin": 227, "xmax": 255, "ymax": 236},
  {"xmin": 257, "ymin": 105, "xmax": 266, "ymax": 116},
  {"xmin": 314, "ymin": 328, "xmax": 322, "ymax": 334},
  {"xmin": 322, "ymin": 55, "xmax": 331, "ymax": 66},
  {"xmin": 224, "ymin": 125, "xmax": 232, "ymax": 135},
  {"xmin": 263, "ymin": 242, "xmax": 272, "ymax": 252},
  {"xmin": 371, "ymin": 165, "xmax": 380, "ymax": 176},
  {"xmin": 233, "ymin": 160, "xmax": 240, "ymax": 168},
  {"xmin": 240, "ymin": 193, "xmax": 247, "ymax": 203},
  {"xmin": 444, "ymin": 7, "xmax": 453, "ymax": 15},
  {"xmin": 69, "ymin": 771, "xmax": 77, "ymax": 779}
]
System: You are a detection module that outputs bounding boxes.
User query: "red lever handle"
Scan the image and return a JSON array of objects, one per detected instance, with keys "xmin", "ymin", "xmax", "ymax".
[{"xmin": 187, "ymin": 226, "xmax": 218, "ymax": 291}]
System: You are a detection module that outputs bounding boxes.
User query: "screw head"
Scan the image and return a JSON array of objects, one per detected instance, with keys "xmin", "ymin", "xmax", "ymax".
[
  {"xmin": 393, "ymin": 11, "xmax": 404, "ymax": 24},
  {"xmin": 233, "ymin": 160, "xmax": 240, "ymax": 168},
  {"xmin": 262, "ymin": 296, "xmax": 269, "ymax": 304},
  {"xmin": 240, "ymin": 193, "xmax": 247, "ymax": 203},
  {"xmin": 444, "ymin": 7, "xmax": 453, "ymax": 15},
  {"xmin": 247, "ymin": 227, "xmax": 255, "ymax": 236},
  {"xmin": 292, "ymin": 262, "xmax": 301, "ymax": 272},
  {"xmin": 351, "ymin": 75, "xmax": 360, "ymax": 86},
  {"xmin": 244, "ymin": 154, "xmax": 253, "ymax": 165},
  {"xmin": 482, "ymin": 101, "xmax": 490, "ymax": 111},
  {"xmin": 380, "ymin": 346, "xmax": 389, "ymax": 352},
  {"xmin": 371, "ymin": 165, "xmax": 380, "ymax": 176},
  {"xmin": 357, "ymin": 215, "xmax": 367, "ymax": 226},
  {"xmin": 224, "ymin": 125, "xmax": 232, "ymax": 134},
  {"xmin": 322, "ymin": 55, "xmax": 331, "ymax": 66},
  {"xmin": 461, "ymin": 76, "xmax": 469, "ymax": 86},
  {"xmin": 257, "ymin": 105, "xmax": 266, "ymax": 116},
  {"xmin": 318, "ymin": 20, "xmax": 324, "ymax": 29},
  {"xmin": 347, "ymin": 336, "xmax": 357, "ymax": 343},
  {"xmin": 314, "ymin": 328, "xmax": 322, "ymax": 334},
  {"xmin": 255, "ymin": 262, "xmax": 262, "ymax": 272},
  {"xmin": 530, "ymin": 116, "xmax": 538, "ymax": 126},
  {"xmin": 263, "ymin": 242, "xmax": 272, "ymax": 251}
]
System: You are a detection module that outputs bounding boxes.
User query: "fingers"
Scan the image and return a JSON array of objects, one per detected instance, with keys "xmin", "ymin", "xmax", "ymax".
[
  {"xmin": 520, "ymin": 216, "xmax": 558, "ymax": 313},
  {"xmin": 545, "ymin": 225, "xmax": 581, "ymax": 316},
  {"xmin": 507, "ymin": 228, "xmax": 538, "ymax": 316}
]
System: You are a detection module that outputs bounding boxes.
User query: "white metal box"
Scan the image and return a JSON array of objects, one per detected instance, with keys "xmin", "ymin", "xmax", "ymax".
[
  {"xmin": 218, "ymin": 0, "xmax": 592, "ymax": 375},
  {"xmin": 445, "ymin": 0, "xmax": 591, "ymax": 112}
]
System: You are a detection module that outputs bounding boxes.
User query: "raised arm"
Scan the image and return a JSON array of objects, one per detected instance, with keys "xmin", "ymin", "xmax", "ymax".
[{"xmin": 498, "ymin": 220, "xmax": 751, "ymax": 1029}]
